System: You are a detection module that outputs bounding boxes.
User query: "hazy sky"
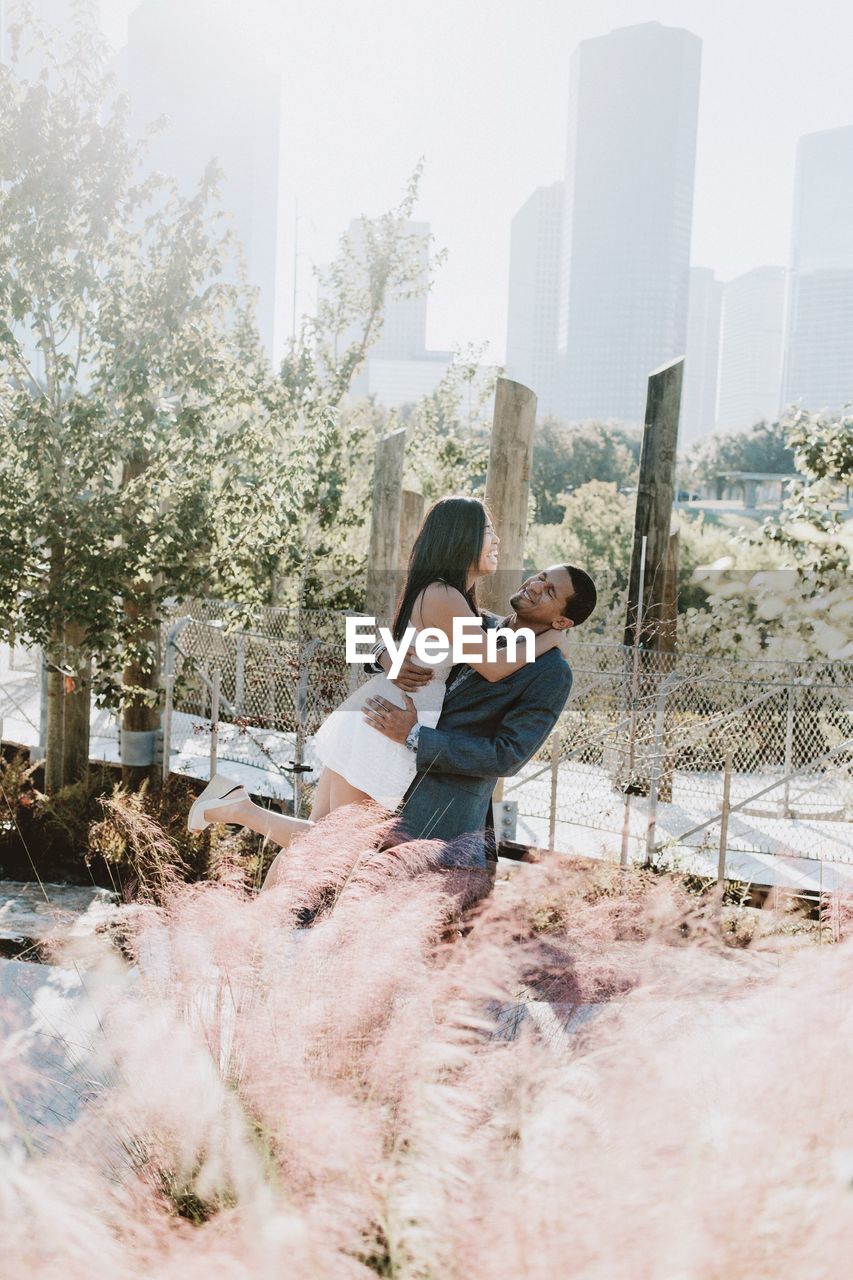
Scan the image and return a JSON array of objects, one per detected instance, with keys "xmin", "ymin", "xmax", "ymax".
[{"xmin": 100, "ymin": 0, "xmax": 853, "ymax": 363}]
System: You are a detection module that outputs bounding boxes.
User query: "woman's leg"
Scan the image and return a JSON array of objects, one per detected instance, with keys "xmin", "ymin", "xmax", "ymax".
[
  {"xmin": 328, "ymin": 769, "xmax": 373, "ymax": 811},
  {"xmin": 262, "ymin": 771, "xmax": 384, "ymax": 895},
  {"xmin": 309, "ymin": 767, "xmax": 333, "ymax": 820}
]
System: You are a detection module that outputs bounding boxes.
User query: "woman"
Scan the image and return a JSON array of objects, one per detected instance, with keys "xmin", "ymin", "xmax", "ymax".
[{"xmin": 187, "ymin": 496, "xmax": 568, "ymax": 850}]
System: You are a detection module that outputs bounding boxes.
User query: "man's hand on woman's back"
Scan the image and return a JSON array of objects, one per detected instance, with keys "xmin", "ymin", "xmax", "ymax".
[{"xmin": 378, "ymin": 647, "xmax": 434, "ymax": 692}]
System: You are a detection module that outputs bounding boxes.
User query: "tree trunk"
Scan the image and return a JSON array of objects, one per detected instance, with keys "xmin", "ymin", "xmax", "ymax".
[
  {"xmin": 62, "ymin": 621, "xmax": 92, "ymax": 787},
  {"xmin": 121, "ymin": 593, "xmax": 161, "ymax": 792},
  {"xmin": 44, "ymin": 542, "xmax": 66, "ymax": 794},
  {"xmin": 121, "ymin": 451, "xmax": 161, "ymax": 791},
  {"xmin": 44, "ymin": 637, "xmax": 66, "ymax": 795}
]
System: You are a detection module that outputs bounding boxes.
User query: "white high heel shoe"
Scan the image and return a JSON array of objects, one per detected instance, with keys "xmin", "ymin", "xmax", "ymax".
[{"xmin": 187, "ymin": 773, "xmax": 249, "ymax": 833}]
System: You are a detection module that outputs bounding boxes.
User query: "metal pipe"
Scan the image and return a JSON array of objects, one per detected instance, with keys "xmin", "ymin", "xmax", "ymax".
[
  {"xmin": 670, "ymin": 736, "xmax": 852, "ymax": 846},
  {"xmin": 783, "ymin": 668, "xmax": 796, "ymax": 817},
  {"xmin": 621, "ymin": 535, "xmax": 647, "ymax": 868},
  {"xmin": 717, "ymin": 750, "xmax": 733, "ymax": 886},
  {"xmin": 549, "ymin": 731, "xmax": 560, "ymax": 851},
  {"xmin": 645, "ymin": 669, "xmax": 680, "ymax": 864},
  {"xmin": 210, "ymin": 667, "xmax": 220, "ymax": 779},
  {"xmin": 161, "ymin": 673, "xmax": 175, "ymax": 785}
]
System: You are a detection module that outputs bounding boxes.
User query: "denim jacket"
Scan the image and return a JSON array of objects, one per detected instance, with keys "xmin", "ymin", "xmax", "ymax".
[{"xmin": 397, "ymin": 617, "xmax": 572, "ymax": 855}]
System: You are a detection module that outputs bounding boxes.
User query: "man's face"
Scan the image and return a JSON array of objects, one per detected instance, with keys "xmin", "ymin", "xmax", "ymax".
[{"xmin": 510, "ymin": 566, "xmax": 575, "ymax": 629}]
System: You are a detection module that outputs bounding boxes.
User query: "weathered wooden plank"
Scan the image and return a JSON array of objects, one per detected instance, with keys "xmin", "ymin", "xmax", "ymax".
[
  {"xmin": 478, "ymin": 377, "xmax": 537, "ymax": 617},
  {"xmin": 365, "ymin": 427, "xmax": 407, "ymax": 625},
  {"xmin": 624, "ymin": 357, "xmax": 683, "ymax": 650}
]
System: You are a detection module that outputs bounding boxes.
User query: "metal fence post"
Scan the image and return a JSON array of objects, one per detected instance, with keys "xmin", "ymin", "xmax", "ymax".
[
  {"xmin": 621, "ymin": 536, "xmax": 647, "ymax": 868},
  {"xmin": 548, "ymin": 731, "xmax": 560, "ymax": 851},
  {"xmin": 161, "ymin": 616, "xmax": 191, "ymax": 771},
  {"xmin": 210, "ymin": 666, "xmax": 221, "ymax": 779},
  {"xmin": 293, "ymin": 632, "xmax": 320, "ymax": 820},
  {"xmin": 717, "ymin": 750, "xmax": 733, "ymax": 887},
  {"xmin": 645, "ymin": 670, "xmax": 679, "ymax": 865},
  {"xmin": 783, "ymin": 669, "xmax": 796, "ymax": 817},
  {"xmin": 235, "ymin": 633, "xmax": 246, "ymax": 716},
  {"xmin": 161, "ymin": 673, "xmax": 175, "ymax": 784}
]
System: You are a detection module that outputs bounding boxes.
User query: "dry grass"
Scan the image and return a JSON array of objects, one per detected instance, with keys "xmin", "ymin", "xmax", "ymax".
[{"xmin": 1, "ymin": 805, "xmax": 851, "ymax": 1278}]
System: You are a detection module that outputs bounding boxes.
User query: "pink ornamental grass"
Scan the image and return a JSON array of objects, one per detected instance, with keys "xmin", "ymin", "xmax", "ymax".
[{"xmin": 0, "ymin": 807, "xmax": 850, "ymax": 1277}]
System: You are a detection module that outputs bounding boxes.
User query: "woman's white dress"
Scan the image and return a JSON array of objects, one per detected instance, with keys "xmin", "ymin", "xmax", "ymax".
[{"xmin": 313, "ymin": 631, "xmax": 454, "ymax": 809}]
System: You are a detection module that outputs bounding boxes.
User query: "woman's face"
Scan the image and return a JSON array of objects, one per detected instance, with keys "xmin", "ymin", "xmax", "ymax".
[{"xmin": 476, "ymin": 519, "xmax": 500, "ymax": 575}]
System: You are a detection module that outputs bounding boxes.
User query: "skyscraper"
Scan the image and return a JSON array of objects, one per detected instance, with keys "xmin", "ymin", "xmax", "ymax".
[
  {"xmin": 783, "ymin": 126, "xmax": 853, "ymax": 414},
  {"xmin": 680, "ymin": 267, "xmax": 723, "ymax": 446},
  {"xmin": 557, "ymin": 22, "xmax": 701, "ymax": 425},
  {"xmin": 505, "ymin": 182, "xmax": 563, "ymax": 416},
  {"xmin": 124, "ymin": 0, "xmax": 281, "ymax": 356},
  {"xmin": 716, "ymin": 267, "xmax": 786, "ymax": 433}
]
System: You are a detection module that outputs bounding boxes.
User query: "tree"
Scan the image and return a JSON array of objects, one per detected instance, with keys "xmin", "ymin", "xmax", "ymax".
[
  {"xmin": 685, "ymin": 419, "xmax": 798, "ymax": 498},
  {"xmin": 0, "ymin": 9, "xmax": 448, "ymax": 789},
  {"xmin": 682, "ymin": 408, "xmax": 853, "ymax": 661},
  {"xmin": 524, "ymin": 481, "xmax": 633, "ymax": 634},
  {"xmin": 0, "ymin": 7, "xmax": 323, "ymax": 788},
  {"xmin": 400, "ymin": 348, "xmax": 493, "ymax": 503},
  {"xmin": 531, "ymin": 419, "xmax": 640, "ymax": 524},
  {"xmin": 257, "ymin": 163, "xmax": 445, "ymax": 614},
  {"xmin": 523, "ymin": 479, "xmax": 796, "ymax": 643}
]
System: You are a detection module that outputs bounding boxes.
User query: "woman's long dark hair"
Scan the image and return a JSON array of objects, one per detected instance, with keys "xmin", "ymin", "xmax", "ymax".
[{"xmin": 391, "ymin": 496, "xmax": 491, "ymax": 641}]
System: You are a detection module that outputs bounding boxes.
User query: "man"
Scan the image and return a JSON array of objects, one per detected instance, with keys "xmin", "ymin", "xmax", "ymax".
[{"xmin": 362, "ymin": 564, "xmax": 597, "ymax": 863}]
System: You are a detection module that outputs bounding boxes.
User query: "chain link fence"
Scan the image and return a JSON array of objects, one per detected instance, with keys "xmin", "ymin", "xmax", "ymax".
[
  {"xmin": 503, "ymin": 642, "xmax": 853, "ymax": 866},
  {"xmin": 160, "ymin": 604, "xmax": 367, "ymax": 807},
  {"xmin": 161, "ymin": 602, "xmax": 852, "ymax": 864},
  {"xmin": 3, "ymin": 605, "xmax": 852, "ymax": 868}
]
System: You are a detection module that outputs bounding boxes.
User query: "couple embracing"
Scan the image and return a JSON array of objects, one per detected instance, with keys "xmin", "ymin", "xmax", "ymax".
[{"xmin": 188, "ymin": 496, "xmax": 596, "ymax": 875}]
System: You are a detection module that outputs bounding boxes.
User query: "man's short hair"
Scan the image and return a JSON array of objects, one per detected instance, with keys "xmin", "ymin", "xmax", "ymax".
[{"xmin": 562, "ymin": 565, "xmax": 597, "ymax": 626}]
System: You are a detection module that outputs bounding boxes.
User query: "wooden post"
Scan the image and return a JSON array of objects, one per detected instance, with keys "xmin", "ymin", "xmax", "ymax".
[
  {"xmin": 366, "ymin": 428, "xmax": 406, "ymax": 625},
  {"xmin": 398, "ymin": 488, "xmax": 425, "ymax": 606},
  {"xmin": 656, "ymin": 520, "xmax": 680, "ymax": 802},
  {"xmin": 658, "ymin": 520, "xmax": 680, "ymax": 656},
  {"xmin": 399, "ymin": 489, "xmax": 424, "ymax": 566},
  {"xmin": 478, "ymin": 377, "xmax": 537, "ymax": 617},
  {"xmin": 624, "ymin": 358, "xmax": 683, "ymax": 651}
]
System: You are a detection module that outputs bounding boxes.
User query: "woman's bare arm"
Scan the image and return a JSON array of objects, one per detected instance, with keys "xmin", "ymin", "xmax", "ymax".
[{"xmin": 416, "ymin": 583, "xmax": 565, "ymax": 682}]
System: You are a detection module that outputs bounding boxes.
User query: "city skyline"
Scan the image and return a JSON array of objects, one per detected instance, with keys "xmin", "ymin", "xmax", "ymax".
[
  {"xmin": 92, "ymin": 0, "xmax": 853, "ymax": 367},
  {"xmin": 5, "ymin": 0, "xmax": 852, "ymax": 408}
]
